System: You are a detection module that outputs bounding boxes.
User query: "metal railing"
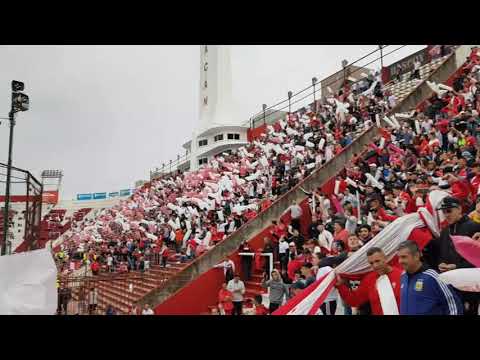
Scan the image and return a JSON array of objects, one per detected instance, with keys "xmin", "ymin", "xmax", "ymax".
[
  {"xmin": 56, "ymin": 252, "xmax": 178, "ymax": 315},
  {"xmin": 57, "ymin": 272, "xmax": 153, "ymax": 315},
  {"xmin": 243, "ymin": 45, "xmax": 414, "ymax": 130},
  {"xmin": 150, "ymin": 151, "xmax": 190, "ymax": 181}
]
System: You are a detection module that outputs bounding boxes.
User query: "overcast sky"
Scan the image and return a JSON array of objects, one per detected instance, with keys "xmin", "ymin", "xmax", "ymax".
[{"xmin": 0, "ymin": 45, "xmax": 425, "ymax": 200}]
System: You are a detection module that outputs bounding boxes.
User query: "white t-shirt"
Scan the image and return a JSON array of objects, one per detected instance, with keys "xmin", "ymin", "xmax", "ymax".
[
  {"xmin": 318, "ymin": 230, "xmax": 334, "ymax": 249},
  {"xmin": 388, "ymin": 95, "xmax": 396, "ymax": 108},
  {"xmin": 142, "ymin": 309, "xmax": 154, "ymax": 315},
  {"xmin": 316, "ymin": 266, "xmax": 338, "ymax": 302},
  {"xmin": 279, "ymin": 241, "xmax": 289, "ymax": 254}
]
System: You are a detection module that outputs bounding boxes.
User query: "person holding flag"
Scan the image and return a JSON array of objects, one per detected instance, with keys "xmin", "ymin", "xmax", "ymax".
[
  {"xmin": 397, "ymin": 240, "xmax": 463, "ymax": 315},
  {"xmin": 336, "ymin": 247, "xmax": 402, "ymax": 315}
]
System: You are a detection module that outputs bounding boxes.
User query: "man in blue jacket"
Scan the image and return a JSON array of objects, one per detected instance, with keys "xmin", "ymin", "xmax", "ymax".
[{"xmin": 397, "ymin": 240, "xmax": 463, "ymax": 315}]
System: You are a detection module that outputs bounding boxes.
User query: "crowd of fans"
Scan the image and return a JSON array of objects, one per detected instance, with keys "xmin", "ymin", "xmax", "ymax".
[
  {"xmin": 212, "ymin": 46, "xmax": 480, "ymax": 316},
  {"xmin": 55, "ymin": 46, "xmax": 480, "ymax": 316},
  {"xmin": 54, "ymin": 63, "xmax": 393, "ymax": 281}
]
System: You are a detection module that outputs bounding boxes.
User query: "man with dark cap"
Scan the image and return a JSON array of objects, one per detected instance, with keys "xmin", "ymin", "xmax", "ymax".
[
  {"xmin": 423, "ymin": 196, "xmax": 480, "ymax": 315},
  {"xmin": 368, "ymin": 196, "xmax": 398, "ymax": 223}
]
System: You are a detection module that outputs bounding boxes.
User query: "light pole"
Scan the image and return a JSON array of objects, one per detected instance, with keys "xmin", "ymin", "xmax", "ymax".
[
  {"xmin": 379, "ymin": 45, "xmax": 384, "ymax": 69},
  {"xmin": 262, "ymin": 104, "xmax": 267, "ymax": 125},
  {"xmin": 312, "ymin": 77, "xmax": 318, "ymax": 113},
  {"xmin": 287, "ymin": 91, "xmax": 293, "ymax": 114},
  {"xmin": 2, "ymin": 81, "xmax": 29, "ymax": 256},
  {"xmin": 341, "ymin": 59, "xmax": 348, "ymax": 91}
]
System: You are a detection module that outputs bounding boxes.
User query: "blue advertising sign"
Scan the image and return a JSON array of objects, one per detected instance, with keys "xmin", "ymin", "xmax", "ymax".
[
  {"xmin": 120, "ymin": 189, "xmax": 131, "ymax": 197},
  {"xmin": 109, "ymin": 192, "xmax": 119, "ymax": 198},
  {"xmin": 93, "ymin": 192, "xmax": 107, "ymax": 200},
  {"xmin": 77, "ymin": 193, "xmax": 93, "ymax": 201}
]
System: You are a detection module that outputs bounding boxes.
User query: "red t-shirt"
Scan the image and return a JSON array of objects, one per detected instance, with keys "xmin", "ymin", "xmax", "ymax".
[
  {"xmin": 218, "ymin": 289, "xmax": 233, "ymax": 312},
  {"xmin": 436, "ymin": 119, "xmax": 450, "ymax": 134},
  {"xmin": 271, "ymin": 224, "xmax": 287, "ymax": 240},
  {"xmin": 244, "ymin": 210, "xmax": 257, "ymax": 221},
  {"xmin": 261, "ymin": 199, "xmax": 272, "ymax": 212},
  {"xmin": 400, "ymin": 192, "xmax": 417, "ymax": 214},
  {"xmin": 451, "ymin": 179, "xmax": 471, "ymax": 201},
  {"xmin": 337, "ymin": 267, "xmax": 402, "ymax": 315},
  {"xmin": 467, "ymin": 136, "xmax": 477, "ymax": 147},
  {"xmin": 334, "ymin": 229, "xmax": 350, "ymax": 246},
  {"xmin": 91, "ymin": 262, "xmax": 100, "ymax": 272},
  {"xmin": 287, "ymin": 259, "xmax": 304, "ymax": 281},
  {"xmin": 255, "ymin": 305, "xmax": 269, "ymax": 315},
  {"xmin": 377, "ymin": 207, "xmax": 398, "ymax": 222}
]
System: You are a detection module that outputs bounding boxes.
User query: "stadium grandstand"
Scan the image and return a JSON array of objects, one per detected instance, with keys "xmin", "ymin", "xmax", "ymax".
[{"xmin": 2, "ymin": 44, "xmax": 480, "ymax": 316}]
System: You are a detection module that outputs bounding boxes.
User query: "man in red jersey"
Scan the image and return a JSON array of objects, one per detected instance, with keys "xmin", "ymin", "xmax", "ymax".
[
  {"xmin": 368, "ymin": 197, "xmax": 399, "ymax": 222},
  {"xmin": 336, "ymin": 247, "xmax": 402, "ymax": 315}
]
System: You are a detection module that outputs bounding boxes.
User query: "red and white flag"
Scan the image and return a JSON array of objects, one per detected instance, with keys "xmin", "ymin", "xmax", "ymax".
[{"xmin": 273, "ymin": 190, "xmax": 449, "ymax": 315}]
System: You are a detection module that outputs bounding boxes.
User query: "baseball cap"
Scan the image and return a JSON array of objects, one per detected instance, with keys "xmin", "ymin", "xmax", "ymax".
[
  {"xmin": 393, "ymin": 182, "xmax": 404, "ymax": 190},
  {"xmin": 437, "ymin": 196, "xmax": 461, "ymax": 210},
  {"xmin": 461, "ymin": 151, "xmax": 473, "ymax": 160}
]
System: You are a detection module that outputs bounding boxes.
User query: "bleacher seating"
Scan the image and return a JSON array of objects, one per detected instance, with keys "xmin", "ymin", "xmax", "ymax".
[
  {"xmin": 384, "ymin": 55, "xmax": 450, "ymax": 104},
  {"xmin": 57, "ymin": 45, "xmax": 477, "ymax": 315}
]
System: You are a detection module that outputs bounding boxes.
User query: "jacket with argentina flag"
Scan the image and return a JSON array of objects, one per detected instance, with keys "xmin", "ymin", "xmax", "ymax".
[{"xmin": 400, "ymin": 264, "xmax": 463, "ymax": 315}]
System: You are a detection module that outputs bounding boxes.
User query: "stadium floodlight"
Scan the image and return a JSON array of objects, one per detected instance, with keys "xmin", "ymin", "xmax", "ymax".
[
  {"xmin": 11, "ymin": 80, "xmax": 24, "ymax": 92},
  {"xmin": 12, "ymin": 92, "xmax": 29, "ymax": 113},
  {"xmin": 378, "ymin": 45, "xmax": 384, "ymax": 68},
  {"xmin": 41, "ymin": 170, "xmax": 63, "ymax": 179}
]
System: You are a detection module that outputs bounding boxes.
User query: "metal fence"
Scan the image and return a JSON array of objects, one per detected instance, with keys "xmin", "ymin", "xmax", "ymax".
[
  {"xmin": 55, "ymin": 250, "xmax": 179, "ymax": 315},
  {"xmin": 150, "ymin": 152, "xmax": 190, "ymax": 181},
  {"xmin": 0, "ymin": 163, "xmax": 43, "ymax": 254},
  {"xmin": 57, "ymin": 271, "xmax": 160, "ymax": 315}
]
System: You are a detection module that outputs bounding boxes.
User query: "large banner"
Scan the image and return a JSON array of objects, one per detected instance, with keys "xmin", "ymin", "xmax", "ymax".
[
  {"xmin": 76, "ymin": 189, "xmax": 134, "ymax": 201},
  {"xmin": 93, "ymin": 192, "xmax": 107, "ymax": 200},
  {"xmin": 76, "ymin": 193, "xmax": 93, "ymax": 201},
  {"xmin": 120, "ymin": 189, "xmax": 131, "ymax": 197},
  {"xmin": 42, "ymin": 190, "xmax": 59, "ymax": 205},
  {"xmin": 0, "ymin": 248, "xmax": 57, "ymax": 315}
]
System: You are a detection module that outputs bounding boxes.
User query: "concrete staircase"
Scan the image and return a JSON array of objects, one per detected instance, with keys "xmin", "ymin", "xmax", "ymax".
[
  {"xmin": 68, "ymin": 261, "xmax": 189, "ymax": 314},
  {"xmin": 384, "ymin": 54, "xmax": 451, "ymax": 103}
]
